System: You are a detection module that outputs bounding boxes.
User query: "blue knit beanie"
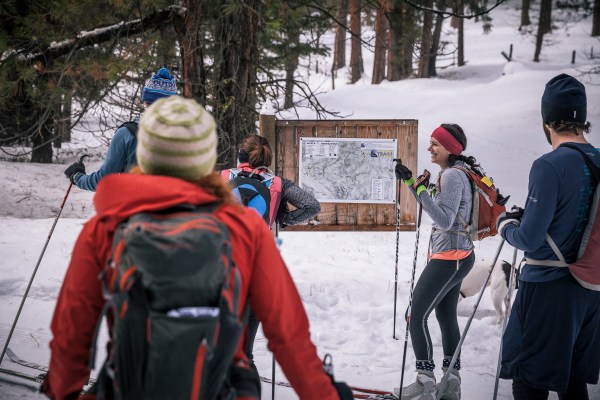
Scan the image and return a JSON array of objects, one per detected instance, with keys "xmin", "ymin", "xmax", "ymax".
[
  {"xmin": 541, "ymin": 74, "xmax": 587, "ymax": 124},
  {"xmin": 141, "ymin": 67, "xmax": 177, "ymax": 104}
]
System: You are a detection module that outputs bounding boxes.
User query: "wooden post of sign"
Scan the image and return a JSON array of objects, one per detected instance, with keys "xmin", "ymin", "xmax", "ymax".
[{"xmin": 259, "ymin": 113, "xmax": 277, "ymax": 171}]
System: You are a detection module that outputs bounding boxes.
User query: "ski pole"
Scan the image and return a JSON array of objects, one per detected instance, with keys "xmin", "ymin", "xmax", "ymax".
[
  {"xmin": 492, "ymin": 247, "xmax": 520, "ymax": 400},
  {"xmin": 398, "ymin": 202, "xmax": 423, "ymax": 398},
  {"xmin": 0, "ymin": 154, "xmax": 87, "ymax": 366},
  {"xmin": 271, "ymin": 222, "xmax": 280, "ymax": 400},
  {"xmin": 392, "ymin": 174, "xmax": 402, "ymax": 339},
  {"xmin": 435, "ymin": 238, "xmax": 506, "ymax": 400}
]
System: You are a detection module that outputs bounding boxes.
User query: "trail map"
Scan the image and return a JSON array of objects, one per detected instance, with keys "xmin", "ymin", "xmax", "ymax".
[{"xmin": 298, "ymin": 138, "xmax": 397, "ymax": 203}]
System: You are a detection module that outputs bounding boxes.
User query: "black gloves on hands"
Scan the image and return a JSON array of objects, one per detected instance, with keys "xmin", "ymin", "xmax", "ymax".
[
  {"xmin": 394, "ymin": 160, "xmax": 430, "ymax": 197},
  {"xmin": 395, "ymin": 163, "xmax": 413, "ymax": 181},
  {"xmin": 323, "ymin": 354, "xmax": 354, "ymax": 400},
  {"xmin": 497, "ymin": 206, "xmax": 524, "ymax": 234},
  {"xmin": 333, "ymin": 381, "xmax": 353, "ymax": 400},
  {"xmin": 64, "ymin": 160, "xmax": 86, "ymax": 184}
]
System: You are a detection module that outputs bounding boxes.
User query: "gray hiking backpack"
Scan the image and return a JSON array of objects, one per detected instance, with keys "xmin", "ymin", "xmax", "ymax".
[{"xmin": 90, "ymin": 203, "xmax": 251, "ymax": 399}]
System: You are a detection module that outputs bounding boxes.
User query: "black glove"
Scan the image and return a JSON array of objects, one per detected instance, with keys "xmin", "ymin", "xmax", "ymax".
[
  {"xmin": 333, "ymin": 381, "xmax": 353, "ymax": 400},
  {"xmin": 496, "ymin": 206, "xmax": 524, "ymax": 233},
  {"xmin": 322, "ymin": 354, "xmax": 354, "ymax": 400},
  {"xmin": 64, "ymin": 160, "xmax": 86, "ymax": 184},
  {"xmin": 395, "ymin": 163, "xmax": 413, "ymax": 181}
]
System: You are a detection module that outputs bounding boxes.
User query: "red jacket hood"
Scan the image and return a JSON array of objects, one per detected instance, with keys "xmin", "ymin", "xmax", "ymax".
[{"xmin": 94, "ymin": 174, "xmax": 219, "ymax": 221}]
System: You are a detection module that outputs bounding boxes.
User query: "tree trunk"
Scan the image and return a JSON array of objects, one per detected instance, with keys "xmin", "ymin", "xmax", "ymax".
[
  {"xmin": 534, "ymin": 0, "xmax": 552, "ymax": 61},
  {"xmin": 349, "ymin": 0, "xmax": 363, "ymax": 84},
  {"xmin": 541, "ymin": 0, "xmax": 552, "ymax": 34},
  {"xmin": 334, "ymin": 0, "xmax": 349, "ymax": 69},
  {"xmin": 387, "ymin": 0, "xmax": 414, "ymax": 80},
  {"xmin": 592, "ymin": 0, "xmax": 600, "ymax": 36},
  {"xmin": 372, "ymin": 0, "xmax": 389, "ymax": 84},
  {"xmin": 31, "ymin": 120, "xmax": 54, "ymax": 163},
  {"xmin": 213, "ymin": 0, "xmax": 263, "ymax": 169},
  {"xmin": 457, "ymin": 0, "xmax": 465, "ymax": 66},
  {"xmin": 175, "ymin": 0, "xmax": 206, "ymax": 105},
  {"xmin": 521, "ymin": 0, "xmax": 531, "ymax": 28},
  {"xmin": 417, "ymin": 0, "xmax": 434, "ymax": 78},
  {"xmin": 284, "ymin": 27, "xmax": 301, "ymax": 108},
  {"xmin": 428, "ymin": 12, "xmax": 444, "ymax": 77}
]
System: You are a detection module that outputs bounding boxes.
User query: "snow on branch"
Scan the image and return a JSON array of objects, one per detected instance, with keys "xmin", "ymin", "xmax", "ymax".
[{"xmin": 1, "ymin": 6, "xmax": 186, "ymax": 65}]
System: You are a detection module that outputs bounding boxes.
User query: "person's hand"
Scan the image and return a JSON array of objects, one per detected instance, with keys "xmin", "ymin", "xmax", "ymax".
[
  {"xmin": 333, "ymin": 381, "xmax": 353, "ymax": 400},
  {"xmin": 413, "ymin": 170, "xmax": 430, "ymax": 196},
  {"xmin": 395, "ymin": 163, "xmax": 413, "ymax": 181},
  {"xmin": 64, "ymin": 160, "xmax": 86, "ymax": 184},
  {"xmin": 496, "ymin": 206, "xmax": 524, "ymax": 233}
]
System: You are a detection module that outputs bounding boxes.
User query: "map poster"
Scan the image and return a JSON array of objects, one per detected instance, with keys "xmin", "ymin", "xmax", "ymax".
[{"xmin": 298, "ymin": 137, "xmax": 398, "ymax": 204}]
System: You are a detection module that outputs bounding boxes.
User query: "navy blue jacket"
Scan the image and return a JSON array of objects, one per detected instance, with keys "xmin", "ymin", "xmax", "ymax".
[{"xmin": 502, "ymin": 142, "xmax": 600, "ymax": 282}]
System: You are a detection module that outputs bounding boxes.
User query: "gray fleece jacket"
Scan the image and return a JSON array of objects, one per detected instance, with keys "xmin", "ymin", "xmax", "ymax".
[{"xmin": 418, "ymin": 161, "xmax": 474, "ymax": 254}]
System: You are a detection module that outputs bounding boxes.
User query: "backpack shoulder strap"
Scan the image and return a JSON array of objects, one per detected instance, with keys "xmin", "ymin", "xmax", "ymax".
[
  {"xmin": 560, "ymin": 143, "xmax": 600, "ymax": 181},
  {"xmin": 118, "ymin": 121, "xmax": 139, "ymax": 138}
]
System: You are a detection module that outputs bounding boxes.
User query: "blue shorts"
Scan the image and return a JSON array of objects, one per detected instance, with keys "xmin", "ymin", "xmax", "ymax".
[{"xmin": 500, "ymin": 274, "xmax": 600, "ymax": 392}]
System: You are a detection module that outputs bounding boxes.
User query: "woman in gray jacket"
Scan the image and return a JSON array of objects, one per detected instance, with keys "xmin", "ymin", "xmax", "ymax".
[{"xmin": 395, "ymin": 124, "xmax": 478, "ymax": 400}]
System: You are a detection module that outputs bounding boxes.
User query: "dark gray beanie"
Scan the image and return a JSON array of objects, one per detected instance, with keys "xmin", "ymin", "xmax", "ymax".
[{"xmin": 541, "ymin": 74, "xmax": 587, "ymax": 124}]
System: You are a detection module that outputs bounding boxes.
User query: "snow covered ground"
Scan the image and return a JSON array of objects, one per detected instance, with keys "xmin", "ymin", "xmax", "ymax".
[{"xmin": 1, "ymin": 1, "xmax": 600, "ymax": 398}]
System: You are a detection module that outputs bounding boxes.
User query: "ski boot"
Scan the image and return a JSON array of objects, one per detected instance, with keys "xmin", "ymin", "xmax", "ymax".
[
  {"xmin": 394, "ymin": 370, "xmax": 436, "ymax": 399},
  {"xmin": 436, "ymin": 368, "xmax": 461, "ymax": 400}
]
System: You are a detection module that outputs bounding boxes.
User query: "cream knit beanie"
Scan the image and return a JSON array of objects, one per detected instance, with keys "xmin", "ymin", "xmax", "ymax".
[{"xmin": 137, "ymin": 96, "xmax": 218, "ymax": 181}]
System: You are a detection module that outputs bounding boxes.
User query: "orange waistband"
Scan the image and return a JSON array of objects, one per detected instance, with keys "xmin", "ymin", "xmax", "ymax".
[{"xmin": 430, "ymin": 249, "xmax": 473, "ymax": 261}]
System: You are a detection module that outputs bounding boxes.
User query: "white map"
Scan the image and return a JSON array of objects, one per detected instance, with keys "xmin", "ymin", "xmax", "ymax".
[{"xmin": 298, "ymin": 137, "xmax": 397, "ymax": 203}]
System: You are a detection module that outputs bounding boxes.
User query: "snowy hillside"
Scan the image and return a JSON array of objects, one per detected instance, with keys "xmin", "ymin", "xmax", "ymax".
[{"xmin": 1, "ymin": 0, "xmax": 599, "ymax": 399}]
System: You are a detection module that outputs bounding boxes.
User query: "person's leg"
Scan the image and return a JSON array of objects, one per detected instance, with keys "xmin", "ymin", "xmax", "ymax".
[
  {"xmin": 409, "ymin": 258, "xmax": 470, "ymax": 363},
  {"xmin": 399, "ymin": 258, "xmax": 465, "ymax": 398},
  {"xmin": 512, "ymin": 376, "xmax": 549, "ymax": 400},
  {"xmin": 433, "ymin": 253, "xmax": 473, "ymax": 400},
  {"xmin": 557, "ymin": 380, "xmax": 589, "ymax": 400},
  {"xmin": 434, "ymin": 252, "xmax": 474, "ymax": 371},
  {"xmin": 559, "ymin": 277, "xmax": 600, "ymax": 400},
  {"xmin": 503, "ymin": 276, "xmax": 599, "ymax": 395}
]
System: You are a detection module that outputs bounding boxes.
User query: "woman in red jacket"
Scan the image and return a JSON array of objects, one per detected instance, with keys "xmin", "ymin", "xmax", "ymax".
[{"xmin": 43, "ymin": 96, "xmax": 350, "ymax": 400}]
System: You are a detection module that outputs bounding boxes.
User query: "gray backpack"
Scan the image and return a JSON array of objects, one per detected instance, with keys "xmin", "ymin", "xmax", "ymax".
[{"xmin": 90, "ymin": 204, "xmax": 251, "ymax": 399}]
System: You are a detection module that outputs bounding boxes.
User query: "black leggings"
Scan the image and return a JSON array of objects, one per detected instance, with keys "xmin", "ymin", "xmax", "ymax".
[
  {"xmin": 408, "ymin": 252, "xmax": 475, "ymax": 363},
  {"xmin": 513, "ymin": 376, "xmax": 589, "ymax": 400}
]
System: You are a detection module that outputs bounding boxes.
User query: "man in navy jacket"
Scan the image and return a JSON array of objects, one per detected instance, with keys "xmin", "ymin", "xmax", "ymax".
[
  {"xmin": 63, "ymin": 68, "xmax": 177, "ymax": 191},
  {"xmin": 497, "ymin": 74, "xmax": 600, "ymax": 400}
]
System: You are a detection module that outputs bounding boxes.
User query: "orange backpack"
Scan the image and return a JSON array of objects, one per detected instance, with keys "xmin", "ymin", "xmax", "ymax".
[{"xmin": 453, "ymin": 165, "xmax": 508, "ymax": 241}]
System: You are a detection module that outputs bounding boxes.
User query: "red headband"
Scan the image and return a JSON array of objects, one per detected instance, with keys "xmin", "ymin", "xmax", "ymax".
[{"xmin": 431, "ymin": 126, "xmax": 463, "ymax": 156}]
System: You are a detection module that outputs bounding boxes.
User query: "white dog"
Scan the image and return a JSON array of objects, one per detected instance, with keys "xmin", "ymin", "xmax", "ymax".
[{"xmin": 459, "ymin": 259, "xmax": 519, "ymax": 324}]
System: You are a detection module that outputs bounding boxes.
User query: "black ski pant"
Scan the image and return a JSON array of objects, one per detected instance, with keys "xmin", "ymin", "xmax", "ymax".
[
  {"xmin": 513, "ymin": 376, "xmax": 589, "ymax": 400},
  {"xmin": 408, "ymin": 252, "xmax": 474, "ymax": 367}
]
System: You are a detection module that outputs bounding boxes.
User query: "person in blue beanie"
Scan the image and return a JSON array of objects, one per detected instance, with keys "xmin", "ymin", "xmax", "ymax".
[
  {"xmin": 497, "ymin": 74, "xmax": 600, "ymax": 400},
  {"xmin": 64, "ymin": 68, "xmax": 177, "ymax": 191}
]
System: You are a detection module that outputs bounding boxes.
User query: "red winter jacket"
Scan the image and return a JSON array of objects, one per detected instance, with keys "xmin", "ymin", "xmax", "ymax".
[{"xmin": 44, "ymin": 173, "xmax": 338, "ymax": 400}]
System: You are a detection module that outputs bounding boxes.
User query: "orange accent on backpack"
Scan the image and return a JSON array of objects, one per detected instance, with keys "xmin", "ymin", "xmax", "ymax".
[{"xmin": 453, "ymin": 166, "xmax": 507, "ymax": 241}]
